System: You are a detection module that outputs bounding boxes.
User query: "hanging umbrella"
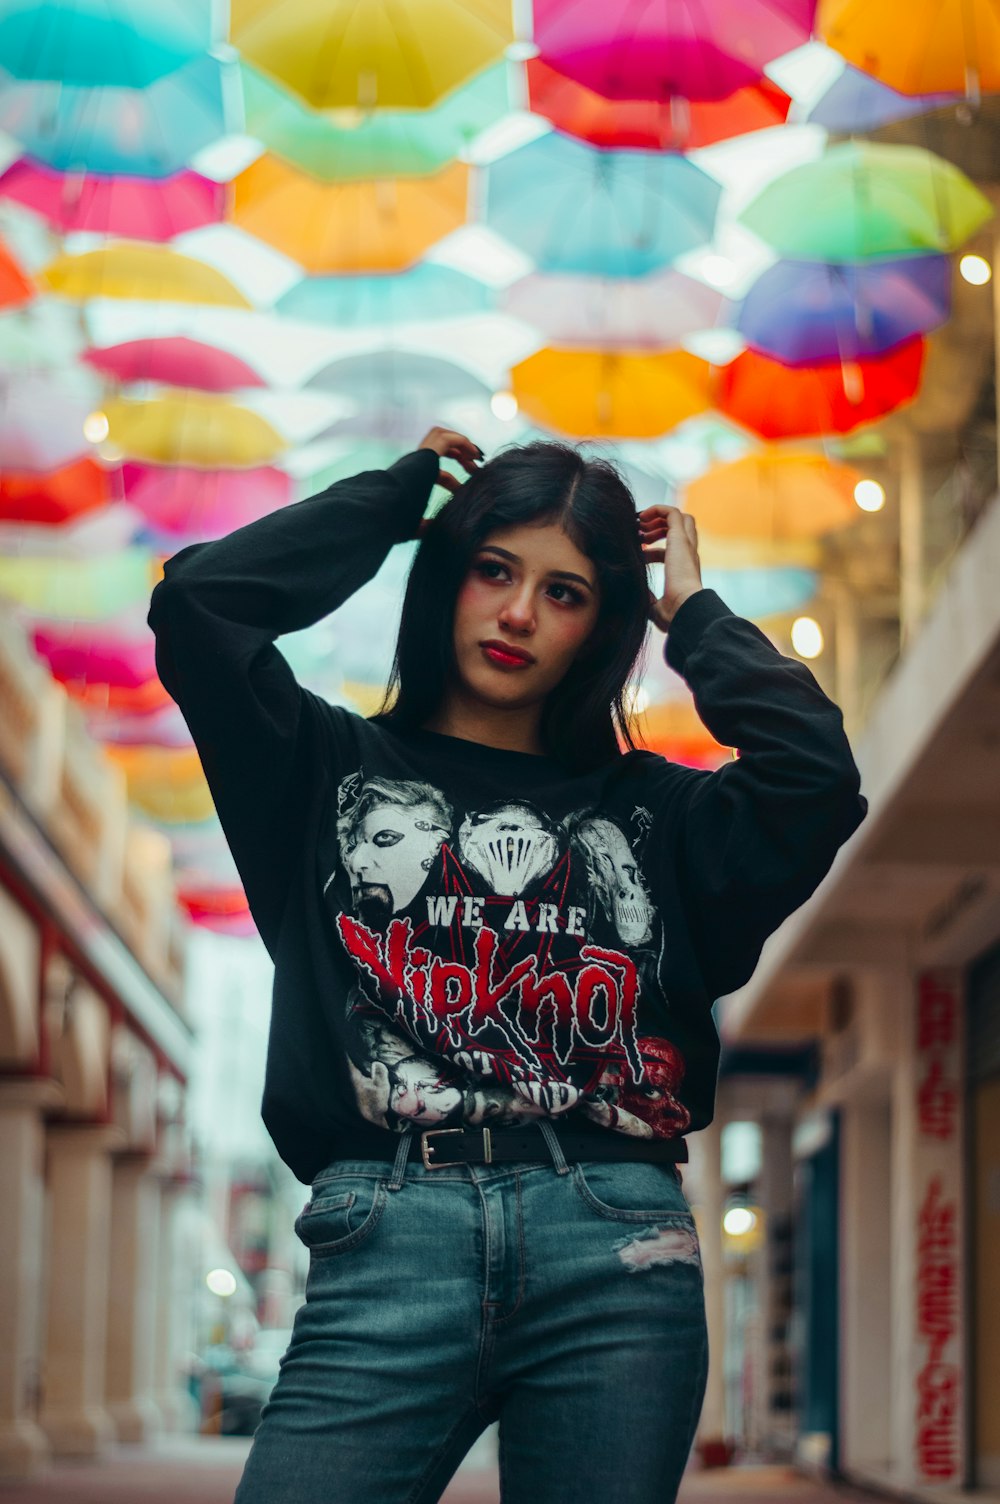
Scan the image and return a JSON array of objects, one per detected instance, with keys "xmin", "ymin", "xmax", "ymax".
[
  {"xmin": 105, "ymin": 745, "xmax": 215, "ymax": 824},
  {"xmin": 232, "ymin": 155, "xmax": 470, "ymax": 274},
  {"xmin": 0, "ymin": 0, "xmax": 213, "ymax": 88},
  {"xmin": 501, "ymin": 268, "xmax": 725, "ymax": 348},
  {"xmin": 534, "ymin": 0, "xmax": 815, "ymax": 103},
  {"xmin": 738, "ymin": 141, "xmax": 994, "ymax": 261},
  {"xmin": 104, "ymin": 393, "xmax": 287, "ymax": 467},
  {"xmin": 633, "ymin": 700, "xmax": 730, "ymax": 768},
  {"xmin": 32, "ymin": 622, "xmax": 159, "ymax": 694},
  {"xmin": 525, "ymin": 57, "xmax": 791, "ymax": 150},
  {"xmin": 121, "ymin": 463, "xmax": 291, "ymax": 540},
  {"xmin": 241, "ymin": 58, "xmax": 511, "ymax": 181},
  {"xmin": 278, "ymin": 263, "xmax": 492, "ymax": 326},
  {"xmin": 84, "ymin": 338, "xmax": 266, "ymax": 392},
  {"xmin": 511, "ymin": 348, "xmax": 713, "ymax": 439},
  {"xmin": 84, "ymin": 699, "xmax": 193, "ymax": 748},
  {"xmin": 818, "ymin": 0, "xmax": 1000, "ymax": 96},
  {"xmin": 177, "ymin": 884, "xmax": 254, "ymax": 935},
  {"xmin": 0, "ymin": 241, "xmax": 33, "ymax": 309},
  {"xmin": 805, "ymin": 64, "xmax": 958, "ymax": 131},
  {"xmin": 231, "ymin": 0, "xmax": 512, "ymax": 109},
  {"xmin": 717, "ymin": 338, "xmax": 925, "ymax": 439},
  {"xmin": 0, "ymin": 54, "xmax": 236, "ymax": 178},
  {"xmin": 0, "ymin": 160, "xmax": 225, "ymax": 240},
  {"xmin": 305, "ymin": 350, "xmax": 490, "ymax": 406},
  {"xmin": 0, "ymin": 548, "xmax": 153, "ymax": 618},
  {"xmin": 0, "ymin": 458, "xmax": 111, "ymax": 525},
  {"xmin": 0, "ymin": 503, "xmax": 140, "ymax": 559},
  {"xmin": 485, "ymin": 132, "xmax": 721, "ymax": 278},
  {"xmin": 682, "ymin": 452, "xmax": 863, "ymax": 538},
  {"xmin": 735, "ymin": 255, "xmax": 950, "ymax": 365},
  {"xmin": 701, "ymin": 566, "xmax": 818, "ymax": 620},
  {"xmin": 42, "ymin": 243, "xmax": 252, "ymax": 307}
]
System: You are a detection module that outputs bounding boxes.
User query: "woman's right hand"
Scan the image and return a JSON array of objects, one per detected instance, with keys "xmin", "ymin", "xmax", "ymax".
[{"xmin": 417, "ymin": 426, "xmax": 484, "ymax": 498}]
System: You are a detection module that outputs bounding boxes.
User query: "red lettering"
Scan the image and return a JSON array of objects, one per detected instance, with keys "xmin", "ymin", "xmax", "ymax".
[{"xmin": 917, "ymin": 1059, "xmax": 958, "ymax": 1139}]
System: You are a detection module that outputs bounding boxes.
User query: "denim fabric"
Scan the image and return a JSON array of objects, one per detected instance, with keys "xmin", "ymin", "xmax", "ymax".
[{"xmin": 233, "ymin": 1123, "xmax": 708, "ymax": 1504}]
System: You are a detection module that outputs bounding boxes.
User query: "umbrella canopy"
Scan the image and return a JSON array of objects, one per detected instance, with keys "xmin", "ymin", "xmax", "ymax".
[
  {"xmin": 534, "ymin": 0, "xmax": 815, "ymax": 102},
  {"xmin": 122, "ymin": 462, "xmax": 291, "ymax": 540},
  {"xmin": 241, "ymin": 59, "xmax": 511, "ymax": 181},
  {"xmin": 32, "ymin": 622, "xmax": 158, "ymax": 692},
  {"xmin": 735, "ymin": 255, "xmax": 951, "ymax": 365},
  {"xmin": 0, "ymin": 458, "xmax": 111, "ymax": 525},
  {"xmin": 278, "ymin": 263, "xmax": 492, "ymax": 326},
  {"xmin": 717, "ymin": 338, "xmax": 925, "ymax": 438},
  {"xmin": 701, "ymin": 566, "xmax": 818, "ymax": 620},
  {"xmin": 501, "ymin": 268, "xmax": 725, "ymax": 348},
  {"xmin": 305, "ymin": 350, "xmax": 490, "ymax": 407},
  {"xmin": 511, "ymin": 348, "xmax": 713, "ymax": 439},
  {"xmin": 231, "ymin": 0, "xmax": 513, "ymax": 109},
  {"xmin": 818, "ymin": 0, "xmax": 1000, "ymax": 95},
  {"xmin": 0, "ymin": 375, "xmax": 99, "ymax": 470},
  {"xmin": 84, "ymin": 338, "xmax": 267, "ymax": 392},
  {"xmin": 0, "ymin": 0, "xmax": 213, "ymax": 88},
  {"xmin": 41, "ymin": 243, "xmax": 252, "ymax": 306},
  {"xmin": 682, "ymin": 452, "xmax": 863, "ymax": 538},
  {"xmin": 0, "ymin": 241, "xmax": 34, "ymax": 309},
  {"xmin": 526, "ymin": 57, "xmax": 791, "ymax": 151},
  {"xmin": 0, "ymin": 160, "xmax": 225, "ymax": 240},
  {"xmin": 805, "ymin": 64, "xmax": 958, "ymax": 131},
  {"xmin": 232, "ymin": 155, "xmax": 471, "ymax": 273},
  {"xmin": 0, "ymin": 54, "xmax": 235, "ymax": 177},
  {"xmin": 105, "ymin": 745, "xmax": 215, "ymax": 823},
  {"xmin": 633, "ymin": 700, "xmax": 730, "ymax": 768},
  {"xmin": 485, "ymin": 132, "xmax": 721, "ymax": 278},
  {"xmin": 739, "ymin": 141, "xmax": 994, "ymax": 261},
  {"xmin": 0, "ymin": 548, "xmax": 153, "ymax": 618},
  {"xmin": 104, "ymin": 393, "xmax": 287, "ymax": 467}
]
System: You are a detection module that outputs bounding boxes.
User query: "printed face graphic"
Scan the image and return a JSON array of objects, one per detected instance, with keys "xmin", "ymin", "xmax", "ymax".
[
  {"xmin": 575, "ymin": 818, "xmax": 655, "ymax": 945},
  {"xmin": 389, "ymin": 1057, "xmax": 463, "ymax": 1124},
  {"xmin": 458, "ymin": 802, "xmax": 559, "ymax": 895},
  {"xmin": 343, "ymin": 801, "xmax": 448, "ymax": 913}
]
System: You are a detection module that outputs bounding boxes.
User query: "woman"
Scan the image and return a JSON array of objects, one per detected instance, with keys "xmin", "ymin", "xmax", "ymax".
[{"xmin": 148, "ymin": 425, "xmax": 867, "ymax": 1503}]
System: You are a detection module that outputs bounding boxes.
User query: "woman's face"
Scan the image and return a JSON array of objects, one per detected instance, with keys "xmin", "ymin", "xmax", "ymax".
[{"xmin": 450, "ymin": 521, "xmax": 602, "ymax": 713}]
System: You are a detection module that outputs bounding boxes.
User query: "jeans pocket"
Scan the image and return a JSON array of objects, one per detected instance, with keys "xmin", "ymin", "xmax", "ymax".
[
  {"xmin": 571, "ymin": 1159, "xmax": 695, "ymax": 1224},
  {"xmin": 294, "ymin": 1176, "xmax": 388, "ymax": 1258}
]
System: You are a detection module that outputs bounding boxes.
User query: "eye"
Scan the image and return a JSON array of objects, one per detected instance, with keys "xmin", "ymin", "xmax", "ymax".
[
  {"xmin": 373, "ymin": 828, "xmax": 404, "ymax": 847},
  {"xmin": 474, "ymin": 558, "xmax": 509, "ymax": 582},
  {"xmin": 547, "ymin": 581, "xmax": 586, "ymax": 607}
]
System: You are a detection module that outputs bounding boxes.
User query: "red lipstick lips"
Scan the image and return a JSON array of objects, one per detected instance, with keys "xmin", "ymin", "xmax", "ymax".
[{"xmin": 480, "ymin": 639, "xmax": 535, "ymax": 669}]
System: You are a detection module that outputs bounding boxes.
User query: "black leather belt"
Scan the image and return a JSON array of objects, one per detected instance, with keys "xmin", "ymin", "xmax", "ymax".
[{"xmin": 332, "ymin": 1123, "xmax": 689, "ymax": 1170}]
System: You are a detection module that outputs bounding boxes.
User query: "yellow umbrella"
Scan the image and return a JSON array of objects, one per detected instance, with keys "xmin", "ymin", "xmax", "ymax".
[
  {"xmin": 511, "ymin": 348, "xmax": 713, "ymax": 439},
  {"xmin": 41, "ymin": 243, "xmax": 252, "ymax": 307},
  {"xmin": 231, "ymin": 0, "xmax": 512, "ymax": 109},
  {"xmin": 819, "ymin": 0, "xmax": 1000, "ymax": 95},
  {"xmin": 104, "ymin": 393, "xmax": 286, "ymax": 467},
  {"xmin": 106, "ymin": 746, "xmax": 215, "ymax": 824},
  {"xmin": 682, "ymin": 452, "xmax": 862, "ymax": 538},
  {"xmin": 232, "ymin": 154, "xmax": 470, "ymax": 272},
  {"xmin": 698, "ymin": 533, "xmax": 823, "ymax": 569}
]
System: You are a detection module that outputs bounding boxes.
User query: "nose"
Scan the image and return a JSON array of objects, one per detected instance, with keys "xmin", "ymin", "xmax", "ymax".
[{"xmin": 498, "ymin": 585, "xmax": 536, "ymax": 635}]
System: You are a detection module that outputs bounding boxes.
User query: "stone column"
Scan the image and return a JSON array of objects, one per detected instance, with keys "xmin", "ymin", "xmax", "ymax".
[
  {"xmin": 39, "ymin": 1121, "xmax": 124, "ymax": 1457},
  {"xmin": 690, "ymin": 1116, "xmax": 732, "ymax": 1465},
  {"xmin": 151, "ymin": 1176, "xmax": 200, "ymax": 1434},
  {"xmin": 105, "ymin": 1153, "xmax": 162, "ymax": 1443},
  {"xmin": 0, "ymin": 1078, "xmax": 62, "ymax": 1480}
]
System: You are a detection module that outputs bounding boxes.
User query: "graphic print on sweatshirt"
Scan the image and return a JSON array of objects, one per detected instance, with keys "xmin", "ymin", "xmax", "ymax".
[{"xmin": 320, "ymin": 771, "xmax": 692, "ymax": 1140}]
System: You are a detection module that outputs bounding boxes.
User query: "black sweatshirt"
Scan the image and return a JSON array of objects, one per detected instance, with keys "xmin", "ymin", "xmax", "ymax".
[{"xmin": 148, "ymin": 446, "xmax": 867, "ymax": 1184}]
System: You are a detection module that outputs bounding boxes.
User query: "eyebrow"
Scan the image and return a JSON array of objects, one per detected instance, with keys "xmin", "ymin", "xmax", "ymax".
[{"xmin": 478, "ymin": 544, "xmax": 596, "ymax": 593}]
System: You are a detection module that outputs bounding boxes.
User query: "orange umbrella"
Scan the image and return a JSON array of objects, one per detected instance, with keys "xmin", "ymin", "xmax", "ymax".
[
  {"xmin": 682, "ymin": 452, "xmax": 863, "ymax": 539},
  {"xmin": 105, "ymin": 745, "xmax": 214, "ymax": 824},
  {"xmin": 716, "ymin": 338, "xmax": 925, "ymax": 439},
  {"xmin": 819, "ymin": 0, "xmax": 1000, "ymax": 95},
  {"xmin": 526, "ymin": 57, "xmax": 791, "ymax": 150},
  {"xmin": 511, "ymin": 348, "xmax": 713, "ymax": 439},
  {"xmin": 232, "ymin": 154, "xmax": 470, "ymax": 273},
  {"xmin": 0, "ymin": 458, "xmax": 111, "ymax": 525},
  {"xmin": 632, "ymin": 700, "xmax": 732, "ymax": 768},
  {"xmin": 0, "ymin": 239, "xmax": 33, "ymax": 308}
]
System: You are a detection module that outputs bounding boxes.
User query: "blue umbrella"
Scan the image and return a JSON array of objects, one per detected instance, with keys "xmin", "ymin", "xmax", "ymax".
[
  {"xmin": 806, "ymin": 66, "xmax": 958, "ymax": 133},
  {"xmin": 0, "ymin": 54, "xmax": 236, "ymax": 176},
  {"xmin": 0, "ymin": 0, "xmax": 213, "ymax": 88},
  {"xmin": 485, "ymin": 131, "xmax": 721, "ymax": 277},
  {"xmin": 702, "ymin": 567, "xmax": 817, "ymax": 620},
  {"xmin": 279, "ymin": 263, "xmax": 494, "ymax": 327},
  {"xmin": 734, "ymin": 254, "xmax": 951, "ymax": 366},
  {"xmin": 305, "ymin": 350, "xmax": 491, "ymax": 405}
]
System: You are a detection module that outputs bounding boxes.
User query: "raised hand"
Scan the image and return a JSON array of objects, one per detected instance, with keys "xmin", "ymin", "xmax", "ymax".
[{"xmin": 637, "ymin": 504, "xmax": 704, "ymax": 632}]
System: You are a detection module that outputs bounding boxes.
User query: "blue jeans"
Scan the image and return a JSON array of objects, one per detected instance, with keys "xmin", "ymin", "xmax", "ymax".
[{"xmin": 233, "ymin": 1122, "xmax": 708, "ymax": 1504}]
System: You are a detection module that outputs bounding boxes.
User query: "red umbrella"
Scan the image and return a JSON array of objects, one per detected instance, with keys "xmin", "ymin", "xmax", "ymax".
[
  {"xmin": 716, "ymin": 337, "xmax": 926, "ymax": 438},
  {"xmin": 84, "ymin": 337, "xmax": 267, "ymax": 392},
  {"xmin": 526, "ymin": 57, "xmax": 790, "ymax": 149},
  {"xmin": 0, "ymin": 458, "xmax": 111, "ymax": 524},
  {"xmin": 0, "ymin": 239, "xmax": 33, "ymax": 308}
]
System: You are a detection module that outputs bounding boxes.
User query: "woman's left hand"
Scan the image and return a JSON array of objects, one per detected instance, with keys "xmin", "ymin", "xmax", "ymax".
[{"xmin": 638, "ymin": 504, "xmax": 704, "ymax": 632}]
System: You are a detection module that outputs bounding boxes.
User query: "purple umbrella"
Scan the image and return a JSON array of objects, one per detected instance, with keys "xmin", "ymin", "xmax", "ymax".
[
  {"xmin": 806, "ymin": 66, "xmax": 958, "ymax": 132},
  {"xmin": 734, "ymin": 254, "xmax": 951, "ymax": 366}
]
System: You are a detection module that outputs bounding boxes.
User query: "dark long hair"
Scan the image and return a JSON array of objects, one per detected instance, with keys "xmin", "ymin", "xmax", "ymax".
[{"xmin": 376, "ymin": 440, "xmax": 651, "ymax": 772}]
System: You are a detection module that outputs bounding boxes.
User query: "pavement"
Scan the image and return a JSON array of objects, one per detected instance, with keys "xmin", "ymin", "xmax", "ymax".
[{"xmin": 0, "ymin": 1436, "xmax": 893, "ymax": 1504}]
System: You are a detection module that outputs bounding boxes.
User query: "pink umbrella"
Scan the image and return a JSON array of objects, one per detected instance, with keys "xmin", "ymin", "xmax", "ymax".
[
  {"xmin": 32, "ymin": 623, "xmax": 157, "ymax": 690},
  {"xmin": 121, "ymin": 462, "xmax": 291, "ymax": 539},
  {"xmin": 84, "ymin": 337, "xmax": 267, "ymax": 392},
  {"xmin": 534, "ymin": 0, "xmax": 816, "ymax": 102},
  {"xmin": 0, "ymin": 159, "xmax": 224, "ymax": 240}
]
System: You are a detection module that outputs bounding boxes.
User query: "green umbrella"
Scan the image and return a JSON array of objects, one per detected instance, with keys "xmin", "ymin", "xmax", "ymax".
[
  {"xmin": 241, "ymin": 59, "xmax": 511, "ymax": 182},
  {"xmin": 738, "ymin": 141, "xmax": 993, "ymax": 261}
]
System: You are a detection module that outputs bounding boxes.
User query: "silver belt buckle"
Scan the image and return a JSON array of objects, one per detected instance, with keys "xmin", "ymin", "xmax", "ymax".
[{"xmin": 420, "ymin": 1127, "xmax": 493, "ymax": 1169}]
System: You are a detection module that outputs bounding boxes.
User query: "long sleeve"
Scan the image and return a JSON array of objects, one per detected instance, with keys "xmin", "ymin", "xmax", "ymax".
[
  {"xmin": 147, "ymin": 446, "xmax": 440, "ymax": 951},
  {"xmin": 651, "ymin": 587, "xmax": 868, "ymax": 1002}
]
